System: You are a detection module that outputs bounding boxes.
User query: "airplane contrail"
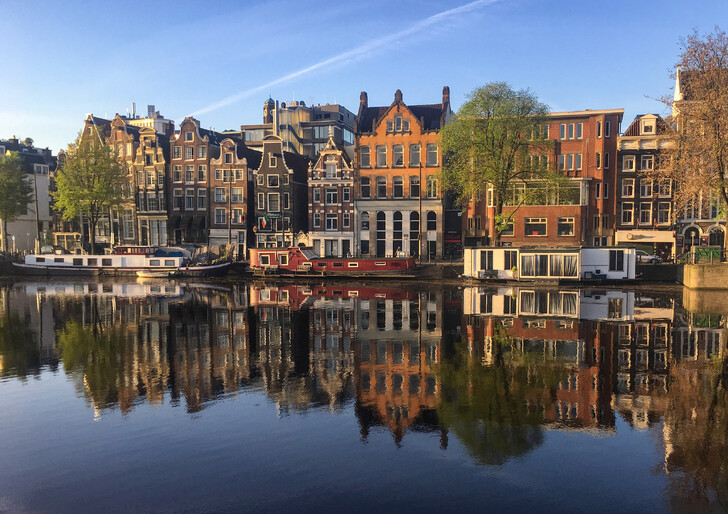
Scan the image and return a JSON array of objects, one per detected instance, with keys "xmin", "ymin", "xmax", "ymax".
[{"xmin": 187, "ymin": 0, "xmax": 497, "ymax": 118}]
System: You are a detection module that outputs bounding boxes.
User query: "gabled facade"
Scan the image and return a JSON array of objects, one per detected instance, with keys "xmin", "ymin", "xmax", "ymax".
[
  {"xmin": 169, "ymin": 117, "xmax": 223, "ymax": 244},
  {"xmin": 252, "ymin": 135, "xmax": 310, "ymax": 248},
  {"xmin": 464, "ymin": 109, "xmax": 624, "ymax": 248},
  {"xmin": 131, "ymin": 127, "xmax": 170, "ymax": 245},
  {"xmin": 354, "ymin": 87, "xmax": 452, "ymax": 259},
  {"xmin": 106, "ymin": 114, "xmax": 141, "ymax": 246},
  {"xmin": 307, "ymin": 129, "xmax": 355, "ymax": 257},
  {"xmin": 208, "ymin": 137, "xmax": 261, "ymax": 256},
  {"xmin": 615, "ymin": 114, "xmax": 675, "ymax": 259}
]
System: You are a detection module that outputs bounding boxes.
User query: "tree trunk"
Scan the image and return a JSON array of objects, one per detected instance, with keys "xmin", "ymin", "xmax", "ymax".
[
  {"xmin": 89, "ymin": 218, "xmax": 97, "ymax": 255},
  {"xmin": 1, "ymin": 219, "xmax": 6, "ymax": 253}
]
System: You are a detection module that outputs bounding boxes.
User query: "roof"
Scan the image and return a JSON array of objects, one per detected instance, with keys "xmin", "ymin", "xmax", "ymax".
[
  {"xmin": 548, "ymin": 109, "xmax": 624, "ymax": 119},
  {"xmin": 621, "ymin": 114, "xmax": 670, "ymax": 137}
]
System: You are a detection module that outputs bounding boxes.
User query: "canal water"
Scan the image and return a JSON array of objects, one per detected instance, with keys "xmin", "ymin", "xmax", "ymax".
[{"xmin": 0, "ymin": 280, "xmax": 725, "ymax": 512}]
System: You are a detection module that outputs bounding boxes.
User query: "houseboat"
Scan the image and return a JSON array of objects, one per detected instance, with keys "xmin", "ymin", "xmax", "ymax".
[
  {"xmin": 462, "ymin": 246, "xmax": 636, "ymax": 282},
  {"xmin": 14, "ymin": 245, "xmax": 231, "ymax": 277},
  {"xmin": 248, "ymin": 247, "xmax": 417, "ymax": 277}
]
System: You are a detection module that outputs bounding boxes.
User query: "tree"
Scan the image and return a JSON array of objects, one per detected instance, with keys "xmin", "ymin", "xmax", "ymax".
[
  {"xmin": 0, "ymin": 152, "xmax": 35, "ymax": 252},
  {"xmin": 22, "ymin": 137, "xmax": 33, "ymax": 147},
  {"xmin": 52, "ymin": 132, "xmax": 125, "ymax": 253},
  {"xmin": 440, "ymin": 82, "xmax": 556, "ymax": 244},
  {"xmin": 655, "ymin": 28, "xmax": 728, "ymax": 248}
]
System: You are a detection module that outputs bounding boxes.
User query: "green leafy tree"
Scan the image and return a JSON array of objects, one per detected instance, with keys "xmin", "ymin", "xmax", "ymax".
[
  {"xmin": 52, "ymin": 133, "xmax": 124, "ymax": 253},
  {"xmin": 440, "ymin": 82, "xmax": 557, "ymax": 244},
  {"xmin": 0, "ymin": 152, "xmax": 35, "ymax": 251},
  {"xmin": 0, "ymin": 309, "xmax": 38, "ymax": 379}
]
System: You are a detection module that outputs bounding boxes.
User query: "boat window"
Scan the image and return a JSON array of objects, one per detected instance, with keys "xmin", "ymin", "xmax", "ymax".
[
  {"xmin": 150, "ymin": 260, "xmax": 160, "ymax": 266},
  {"xmin": 279, "ymin": 254, "xmax": 288, "ymax": 266},
  {"xmin": 348, "ymin": 262, "xmax": 359, "ymax": 268},
  {"xmin": 73, "ymin": 258, "xmax": 83, "ymax": 266},
  {"xmin": 375, "ymin": 262, "xmax": 386, "ymax": 266},
  {"xmin": 333, "ymin": 262, "xmax": 343, "ymax": 268},
  {"xmin": 102, "ymin": 259, "xmax": 112, "ymax": 266},
  {"xmin": 317, "ymin": 262, "xmax": 326, "ymax": 267},
  {"xmin": 54, "ymin": 257, "xmax": 64, "ymax": 263},
  {"xmin": 87, "ymin": 258, "xmax": 97, "ymax": 266},
  {"xmin": 259, "ymin": 255, "xmax": 270, "ymax": 266},
  {"xmin": 165, "ymin": 259, "xmax": 175, "ymax": 266},
  {"xmin": 36, "ymin": 257, "xmax": 45, "ymax": 262}
]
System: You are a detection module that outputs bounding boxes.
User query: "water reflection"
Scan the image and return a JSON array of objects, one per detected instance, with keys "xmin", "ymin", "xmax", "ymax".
[{"xmin": 0, "ymin": 280, "xmax": 726, "ymax": 507}]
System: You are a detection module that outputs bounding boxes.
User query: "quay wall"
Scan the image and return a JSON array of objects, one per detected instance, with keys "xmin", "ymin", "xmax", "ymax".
[{"xmin": 681, "ymin": 263, "xmax": 728, "ymax": 290}]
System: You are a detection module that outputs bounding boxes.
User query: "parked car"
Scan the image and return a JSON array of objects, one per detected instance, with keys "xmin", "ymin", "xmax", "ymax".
[{"xmin": 636, "ymin": 250, "xmax": 661, "ymax": 264}]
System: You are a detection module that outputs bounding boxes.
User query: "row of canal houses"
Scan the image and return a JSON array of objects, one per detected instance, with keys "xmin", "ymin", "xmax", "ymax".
[{"xmin": 51, "ymin": 72, "xmax": 713, "ymax": 259}]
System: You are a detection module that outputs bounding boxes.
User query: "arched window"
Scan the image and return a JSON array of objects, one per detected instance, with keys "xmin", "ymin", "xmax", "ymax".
[
  {"xmin": 361, "ymin": 211, "xmax": 369, "ymax": 231},
  {"xmin": 393, "ymin": 211, "xmax": 403, "ymax": 254},
  {"xmin": 427, "ymin": 211, "xmax": 437, "ymax": 231},
  {"xmin": 409, "ymin": 212, "xmax": 420, "ymax": 256}
]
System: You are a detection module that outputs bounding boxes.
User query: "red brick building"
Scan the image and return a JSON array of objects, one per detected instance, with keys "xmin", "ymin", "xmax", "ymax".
[{"xmin": 464, "ymin": 109, "xmax": 624, "ymax": 247}]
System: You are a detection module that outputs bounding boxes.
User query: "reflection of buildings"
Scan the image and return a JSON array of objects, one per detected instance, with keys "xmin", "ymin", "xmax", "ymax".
[{"xmin": 354, "ymin": 290, "xmax": 442, "ymax": 442}]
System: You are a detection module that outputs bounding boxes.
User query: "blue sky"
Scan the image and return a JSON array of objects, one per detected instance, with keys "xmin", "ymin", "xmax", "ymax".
[{"xmin": 2, "ymin": 0, "xmax": 727, "ymax": 152}]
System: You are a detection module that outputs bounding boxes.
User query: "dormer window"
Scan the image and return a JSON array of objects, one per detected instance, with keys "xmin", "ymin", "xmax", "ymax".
[
  {"xmin": 641, "ymin": 122, "xmax": 655, "ymax": 134},
  {"xmin": 269, "ymin": 154, "xmax": 277, "ymax": 167}
]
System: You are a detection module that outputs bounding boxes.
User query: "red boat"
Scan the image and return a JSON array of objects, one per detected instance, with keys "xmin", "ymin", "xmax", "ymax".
[{"xmin": 248, "ymin": 247, "xmax": 417, "ymax": 277}]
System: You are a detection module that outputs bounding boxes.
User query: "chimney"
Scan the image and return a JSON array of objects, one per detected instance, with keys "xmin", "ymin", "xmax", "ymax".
[
  {"xmin": 359, "ymin": 91, "xmax": 368, "ymax": 110},
  {"xmin": 442, "ymin": 86, "xmax": 450, "ymax": 108}
]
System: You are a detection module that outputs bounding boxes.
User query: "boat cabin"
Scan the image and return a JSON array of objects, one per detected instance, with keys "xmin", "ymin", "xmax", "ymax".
[
  {"xmin": 248, "ymin": 247, "xmax": 416, "ymax": 274},
  {"xmin": 463, "ymin": 246, "xmax": 636, "ymax": 281}
]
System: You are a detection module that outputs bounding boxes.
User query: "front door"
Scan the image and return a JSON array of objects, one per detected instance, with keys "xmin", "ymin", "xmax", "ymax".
[
  {"xmin": 324, "ymin": 239, "xmax": 338, "ymax": 257},
  {"xmin": 342, "ymin": 240, "xmax": 351, "ymax": 258}
]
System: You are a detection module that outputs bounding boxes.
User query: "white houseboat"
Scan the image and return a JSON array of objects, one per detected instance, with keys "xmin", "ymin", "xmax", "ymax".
[
  {"xmin": 463, "ymin": 246, "xmax": 636, "ymax": 282},
  {"xmin": 13, "ymin": 246, "xmax": 230, "ymax": 277}
]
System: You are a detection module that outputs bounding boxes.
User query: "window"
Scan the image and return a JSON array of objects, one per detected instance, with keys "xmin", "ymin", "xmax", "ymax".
[
  {"xmin": 325, "ymin": 188, "xmax": 338, "ymax": 204},
  {"xmin": 185, "ymin": 189, "xmax": 194, "ymax": 210},
  {"xmin": 197, "ymin": 189, "xmax": 206, "ymax": 209},
  {"xmin": 426, "ymin": 144, "xmax": 438, "ymax": 166},
  {"xmin": 174, "ymin": 189, "xmax": 183, "ymax": 209},
  {"xmin": 410, "ymin": 144, "xmax": 421, "ymax": 166},
  {"xmin": 268, "ymin": 193, "xmax": 280, "ymax": 212},
  {"xmin": 559, "ymin": 155, "xmax": 566, "ymax": 171},
  {"xmin": 604, "ymin": 182, "xmax": 609, "ymax": 199},
  {"xmin": 557, "ymin": 217, "xmax": 575, "ymax": 236},
  {"xmin": 621, "ymin": 202, "xmax": 634, "ymax": 224},
  {"xmin": 343, "ymin": 212, "xmax": 350, "ymax": 228},
  {"xmin": 215, "ymin": 208, "xmax": 225, "ymax": 224},
  {"xmin": 622, "ymin": 156, "xmax": 635, "ymax": 171},
  {"xmin": 640, "ymin": 155, "xmax": 654, "ymax": 171},
  {"xmin": 426, "ymin": 177, "xmax": 438, "ymax": 198},
  {"xmin": 567, "ymin": 124, "xmax": 574, "ymax": 139},
  {"xmin": 283, "ymin": 192, "xmax": 290, "ymax": 209},
  {"xmin": 185, "ymin": 146, "xmax": 193, "ymax": 160},
  {"xmin": 197, "ymin": 146, "xmax": 207, "ymax": 159},
  {"xmin": 173, "ymin": 165, "xmax": 182, "ymax": 182},
  {"xmin": 361, "ymin": 177, "xmax": 370, "ymax": 198},
  {"xmin": 256, "ymin": 174, "xmax": 264, "ymax": 185},
  {"xmin": 609, "ymin": 249, "xmax": 624, "ymax": 271},
  {"xmin": 215, "ymin": 187, "xmax": 226, "ymax": 203},
  {"xmin": 504, "ymin": 250, "xmax": 517, "ymax": 269},
  {"xmin": 394, "ymin": 116, "xmax": 402, "ymax": 131},
  {"xmin": 480, "ymin": 250, "xmax": 494, "ymax": 270},
  {"xmin": 172, "ymin": 146, "xmax": 181, "ymax": 159},
  {"xmin": 313, "ymin": 213, "xmax": 321, "ymax": 228},
  {"xmin": 393, "ymin": 145, "xmax": 404, "ymax": 166},
  {"xmin": 659, "ymin": 180, "xmax": 671, "ymax": 197},
  {"xmin": 393, "ymin": 177, "xmax": 403, "ymax": 198},
  {"xmin": 639, "ymin": 202, "xmax": 652, "ymax": 224},
  {"xmin": 657, "ymin": 202, "xmax": 670, "ymax": 224},
  {"xmin": 427, "ymin": 211, "xmax": 436, "ymax": 231},
  {"xmin": 313, "ymin": 188, "xmax": 321, "ymax": 203},
  {"xmin": 500, "ymin": 220, "xmax": 514, "ymax": 236},
  {"xmin": 377, "ymin": 177, "xmax": 387, "ymax": 198},
  {"xmin": 605, "ymin": 121, "xmax": 611, "ymax": 137},
  {"xmin": 195, "ymin": 165, "xmax": 205, "ymax": 182},
  {"xmin": 185, "ymin": 132, "xmax": 193, "ymax": 141},
  {"xmin": 360, "ymin": 146, "xmax": 371, "ymax": 167},
  {"xmin": 559, "ymin": 124, "xmax": 566, "ymax": 139},
  {"xmin": 575, "ymin": 154, "xmax": 582, "ymax": 170},
  {"xmin": 376, "ymin": 146, "xmax": 386, "ymax": 167},
  {"xmin": 604, "ymin": 152, "xmax": 610, "ymax": 169},
  {"xmin": 185, "ymin": 165, "xmax": 193, "ymax": 182},
  {"xmin": 268, "ymin": 175, "xmax": 279, "ymax": 187},
  {"xmin": 410, "ymin": 177, "xmax": 420, "ymax": 198},
  {"xmin": 257, "ymin": 192, "xmax": 264, "ymax": 210},
  {"xmin": 325, "ymin": 162, "xmax": 336, "ymax": 178},
  {"xmin": 596, "ymin": 121, "xmax": 602, "ymax": 138},
  {"xmin": 268, "ymin": 154, "xmax": 277, "ymax": 167},
  {"xmin": 595, "ymin": 182, "xmax": 601, "ymax": 199},
  {"xmin": 232, "ymin": 187, "xmax": 243, "ymax": 203},
  {"xmin": 340, "ymin": 187, "xmax": 350, "ymax": 202},
  {"xmin": 622, "ymin": 178, "xmax": 634, "ymax": 198},
  {"xmin": 361, "ymin": 211, "xmax": 370, "ymax": 230},
  {"xmin": 576, "ymin": 123, "xmax": 583, "ymax": 139},
  {"xmin": 640, "ymin": 180, "xmax": 652, "ymax": 197},
  {"xmin": 596, "ymin": 153, "xmax": 601, "ymax": 169},
  {"xmin": 325, "ymin": 214, "xmax": 338, "ymax": 230},
  {"xmin": 567, "ymin": 154, "xmax": 574, "ymax": 170},
  {"xmin": 525, "ymin": 217, "xmax": 547, "ymax": 236}
]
